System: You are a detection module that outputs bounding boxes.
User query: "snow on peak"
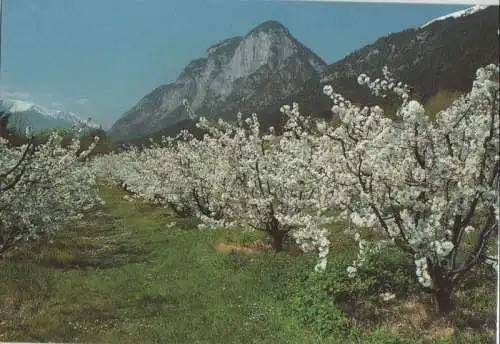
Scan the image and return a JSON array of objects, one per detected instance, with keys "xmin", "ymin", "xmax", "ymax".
[
  {"xmin": 4, "ymin": 99, "xmax": 36, "ymax": 113},
  {"xmin": 1, "ymin": 98, "xmax": 101, "ymax": 129},
  {"xmin": 1, "ymin": 99, "xmax": 64, "ymax": 119},
  {"xmin": 421, "ymin": 5, "xmax": 489, "ymax": 28}
]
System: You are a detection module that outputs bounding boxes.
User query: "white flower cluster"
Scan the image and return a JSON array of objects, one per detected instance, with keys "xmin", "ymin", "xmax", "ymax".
[
  {"xmin": 380, "ymin": 292, "xmax": 396, "ymax": 302},
  {"xmin": 322, "ymin": 64, "xmax": 499, "ymax": 288},
  {"xmin": 347, "ymin": 266, "xmax": 357, "ymax": 278},
  {"xmin": 430, "ymin": 240, "xmax": 454, "ymax": 258},
  {"xmin": 358, "ymin": 66, "xmax": 411, "ymax": 101},
  {"xmin": 415, "ymin": 257, "xmax": 432, "ymax": 288},
  {"xmin": 484, "ymin": 255, "xmax": 498, "ymax": 273},
  {"xmin": 1, "ymin": 132, "xmax": 104, "ymax": 255},
  {"xmin": 92, "ymin": 103, "xmax": 336, "ymax": 271}
]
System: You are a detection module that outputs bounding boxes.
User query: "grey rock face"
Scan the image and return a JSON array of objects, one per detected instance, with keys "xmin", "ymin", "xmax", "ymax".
[{"xmin": 108, "ymin": 20, "xmax": 326, "ymax": 142}]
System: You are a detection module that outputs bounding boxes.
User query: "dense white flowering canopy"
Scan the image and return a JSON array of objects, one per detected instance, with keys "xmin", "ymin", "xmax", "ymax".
[
  {"xmin": 92, "ymin": 64, "xmax": 498, "ymax": 298},
  {"xmin": 321, "ymin": 64, "xmax": 499, "ymax": 290},
  {"xmin": 93, "ymin": 106, "xmax": 336, "ymax": 270},
  {"xmin": 0, "ymin": 132, "xmax": 104, "ymax": 255}
]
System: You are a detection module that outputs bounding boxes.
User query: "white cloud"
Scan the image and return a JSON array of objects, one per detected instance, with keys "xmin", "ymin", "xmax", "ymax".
[
  {"xmin": 76, "ymin": 98, "xmax": 88, "ymax": 105},
  {"xmin": 51, "ymin": 101, "xmax": 65, "ymax": 108},
  {"xmin": 0, "ymin": 89, "xmax": 33, "ymax": 100}
]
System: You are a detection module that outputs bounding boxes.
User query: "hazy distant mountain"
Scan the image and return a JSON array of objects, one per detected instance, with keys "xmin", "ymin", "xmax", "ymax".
[
  {"xmin": 109, "ymin": 5, "xmax": 499, "ymax": 145},
  {"xmin": 0, "ymin": 99, "xmax": 101, "ymax": 133}
]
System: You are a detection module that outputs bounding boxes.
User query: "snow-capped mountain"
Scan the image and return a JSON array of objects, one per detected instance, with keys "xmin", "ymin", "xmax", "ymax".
[
  {"xmin": 0, "ymin": 99, "xmax": 101, "ymax": 133},
  {"xmin": 421, "ymin": 5, "xmax": 489, "ymax": 28}
]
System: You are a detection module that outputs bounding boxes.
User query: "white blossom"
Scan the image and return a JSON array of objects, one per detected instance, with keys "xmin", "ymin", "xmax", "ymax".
[
  {"xmin": 380, "ymin": 292, "xmax": 396, "ymax": 302},
  {"xmin": 1, "ymin": 132, "xmax": 103, "ymax": 255},
  {"xmin": 347, "ymin": 266, "xmax": 357, "ymax": 278}
]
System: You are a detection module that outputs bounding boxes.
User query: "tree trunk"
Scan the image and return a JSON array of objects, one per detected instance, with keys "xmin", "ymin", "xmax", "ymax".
[
  {"xmin": 268, "ymin": 215, "xmax": 286, "ymax": 253},
  {"xmin": 271, "ymin": 231, "xmax": 285, "ymax": 252},
  {"xmin": 433, "ymin": 279, "xmax": 454, "ymax": 315}
]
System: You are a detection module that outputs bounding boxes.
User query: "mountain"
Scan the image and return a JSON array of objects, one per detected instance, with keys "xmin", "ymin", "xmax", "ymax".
[
  {"xmin": 0, "ymin": 99, "xmax": 101, "ymax": 133},
  {"xmin": 110, "ymin": 6, "xmax": 499, "ymax": 145},
  {"xmin": 108, "ymin": 20, "xmax": 327, "ymax": 142},
  {"xmin": 265, "ymin": 5, "xmax": 499, "ymax": 125},
  {"xmin": 421, "ymin": 5, "xmax": 488, "ymax": 28}
]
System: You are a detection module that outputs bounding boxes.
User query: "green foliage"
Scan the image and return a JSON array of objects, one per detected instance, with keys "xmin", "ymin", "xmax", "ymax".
[
  {"xmin": 424, "ymin": 89, "xmax": 462, "ymax": 120},
  {"xmin": 364, "ymin": 329, "xmax": 434, "ymax": 344},
  {"xmin": 289, "ymin": 270, "xmax": 355, "ymax": 339},
  {"xmin": 450, "ymin": 264, "xmax": 497, "ymax": 340},
  {"xmin": 39, "ymin": 126, "xmax": 75, "ymax": 137},
  {"xmin": 335, "ymin": 248, "xmax": 419, "ymax": 302},
  {"xmin": 287, "ymin": 245, "xmax": 421, "ymax": 339}
]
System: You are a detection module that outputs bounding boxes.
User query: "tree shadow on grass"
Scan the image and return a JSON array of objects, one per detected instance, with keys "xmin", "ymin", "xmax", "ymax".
[
  {"xmin": 137, "ymin": 294, "xmax": 180, "ymax": 315},
  {"xmin": 39, "ymin": 243, "xmax": 152, "ymax": 270}
]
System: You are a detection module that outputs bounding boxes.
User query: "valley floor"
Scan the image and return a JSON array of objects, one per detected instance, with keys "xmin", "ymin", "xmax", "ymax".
[{"xmin": 0, "ymin": 185, "xmax": 496, "ymax": 343}]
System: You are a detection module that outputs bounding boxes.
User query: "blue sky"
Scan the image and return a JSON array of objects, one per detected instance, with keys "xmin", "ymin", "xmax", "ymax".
[{"xmin": 0, "ymin": 0, "xmax": 466, "ymax": 129}]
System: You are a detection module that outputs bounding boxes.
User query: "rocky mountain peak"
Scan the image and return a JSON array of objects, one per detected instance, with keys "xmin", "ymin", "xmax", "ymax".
[
  {"xmin": 246, "ymin": 20, "xmax": 291, "ymax": 37},
  {"xmin": 108, "ymin": 20, "xmax": 327, "ymax": 142},
  {"xmin": 206, "ymin": 36, "xmax": 243, "ymax": 56}
]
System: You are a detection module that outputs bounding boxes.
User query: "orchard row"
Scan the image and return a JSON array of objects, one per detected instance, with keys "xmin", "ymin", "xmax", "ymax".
[{"xmin": 1, "ymin": 65, "xmax": 497, "ymax": 315}]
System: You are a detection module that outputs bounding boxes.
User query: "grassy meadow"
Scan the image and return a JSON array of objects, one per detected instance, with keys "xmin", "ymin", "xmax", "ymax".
[{"xmin": 0, "ymin": 183, "xmax": 496, "ymax": 343}]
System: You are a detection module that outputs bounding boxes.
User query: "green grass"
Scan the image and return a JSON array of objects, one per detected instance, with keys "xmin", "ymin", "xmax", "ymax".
[
  {"xmin": 0, "ymin": 185, "xmax": 324, "ymax": 343},
  {"xmin": 0, "ymin": 184, "xmax": 496, "ymax": 343}
]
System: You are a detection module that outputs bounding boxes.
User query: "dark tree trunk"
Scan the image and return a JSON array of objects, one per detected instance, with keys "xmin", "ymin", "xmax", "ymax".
[
  {"xmin": 271, "ymin": 231, "xmax": 285, "ymax": 252},
  {"xmin": 267, "ymin": 215, "xmax": 286, "ymax": 253},
  {"xmin": 427, "ymin": 260, "xmax": 455, "ymax": 315},
  {"xmin": 433, "ymin": 278, "xmax": 454, "ymax": 315}
]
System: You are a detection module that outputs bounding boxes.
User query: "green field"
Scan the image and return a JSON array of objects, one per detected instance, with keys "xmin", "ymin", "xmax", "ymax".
[{"xmin": 0, "ymin": 184, "xmax": 496, "ymax": 343}]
